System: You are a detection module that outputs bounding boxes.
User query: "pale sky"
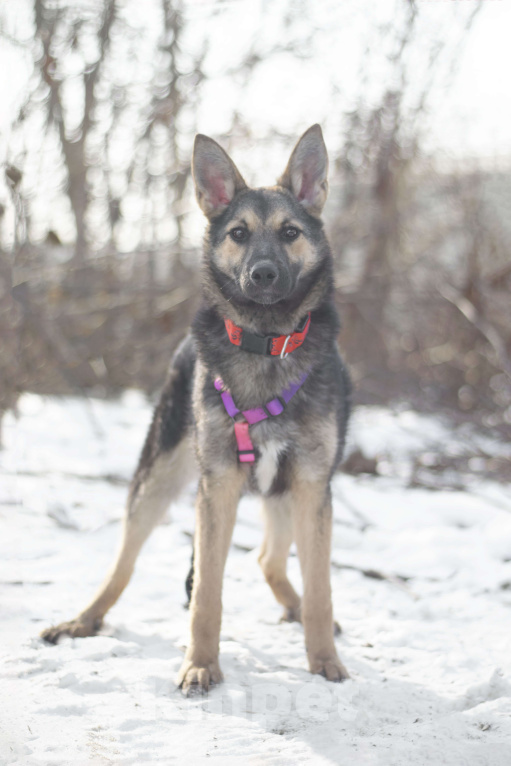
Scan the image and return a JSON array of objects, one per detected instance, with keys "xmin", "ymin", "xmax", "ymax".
[
  {"xmin": 0, "ymin": 0, "xmax": 510, "ymax": 247},
  {"xmin": 184, "ymin": 0, "xmax": 511, "ymax": 163},
  {"xmin": 424, "ymin": 0, "xmax": 511, "ymax": 160},
  {"xmin": 1, "ymin": 0, "xmax": 510, "ymax": 158}
]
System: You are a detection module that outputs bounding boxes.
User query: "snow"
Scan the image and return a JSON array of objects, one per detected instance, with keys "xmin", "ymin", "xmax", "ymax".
[{"xmin": 1, "ymin": 393, "xmax": 511, "ymax": 765}]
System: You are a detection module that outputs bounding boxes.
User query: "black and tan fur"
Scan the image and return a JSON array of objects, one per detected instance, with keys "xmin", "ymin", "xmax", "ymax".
[{"xmin": 42, "ymin": 125, "xmax": 352, "ymax": 693}]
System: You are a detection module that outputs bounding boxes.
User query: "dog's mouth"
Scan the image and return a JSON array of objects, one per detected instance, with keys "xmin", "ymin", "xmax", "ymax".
[
  {"xmin": 241, "ymin": 283, "xmax": 288, "ymax": 306},
  {"xmin": 211, "ymin": 260, "xmax": 299, "ymax": 309}
]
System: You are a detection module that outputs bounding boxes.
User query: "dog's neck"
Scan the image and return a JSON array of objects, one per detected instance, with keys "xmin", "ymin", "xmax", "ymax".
[{"xmin": 192, "ymin": 255, "xmax": 339, "ymax": 410}]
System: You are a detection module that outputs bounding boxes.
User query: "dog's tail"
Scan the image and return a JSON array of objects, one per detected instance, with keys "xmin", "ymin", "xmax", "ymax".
[{"xmin": 128, "ymin": 334, "xmax": 197, "ymax": 512}]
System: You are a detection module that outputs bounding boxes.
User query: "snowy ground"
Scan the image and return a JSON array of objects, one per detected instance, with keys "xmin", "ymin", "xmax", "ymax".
[{"xmin": 1, "ymin": 392, "xmax": 511, "ymax": 765}]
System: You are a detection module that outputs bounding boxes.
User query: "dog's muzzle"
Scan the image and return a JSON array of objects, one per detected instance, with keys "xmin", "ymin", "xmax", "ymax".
[{"xmin": 242, "ymin": 259, "xmax": 291, "ymax": 304}]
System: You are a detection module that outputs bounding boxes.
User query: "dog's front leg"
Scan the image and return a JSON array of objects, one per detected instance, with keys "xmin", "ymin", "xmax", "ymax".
[
  {"xmin": 291, "ymin": 478, "xmax": 350, "ymax": 682},
  {"xmin": 177, "ymin": 467, "xmax": 244, "ymax": 695}
]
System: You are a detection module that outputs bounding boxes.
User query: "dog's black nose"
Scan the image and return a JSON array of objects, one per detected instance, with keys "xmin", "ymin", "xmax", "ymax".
[{"xmin": 250, "ymin": 261, "xmax": 278, "ymax": 287}]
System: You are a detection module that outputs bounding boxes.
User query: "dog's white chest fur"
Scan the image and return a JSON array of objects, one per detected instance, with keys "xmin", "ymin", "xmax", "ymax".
[{"xmin": 255, "ymin": 440, "xmax": 285, "ymax": 494}]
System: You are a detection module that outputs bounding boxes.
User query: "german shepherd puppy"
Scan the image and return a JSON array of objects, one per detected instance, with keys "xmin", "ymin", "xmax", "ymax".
[{"xmin": 42, "ymin": 124, "xmax": 351, "ymax": 693}]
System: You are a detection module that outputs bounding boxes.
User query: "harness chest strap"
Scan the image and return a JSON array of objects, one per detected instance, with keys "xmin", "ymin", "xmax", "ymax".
[{"xmin": 214, "ymin": 372, "xmax": 309, "ymax": 463}]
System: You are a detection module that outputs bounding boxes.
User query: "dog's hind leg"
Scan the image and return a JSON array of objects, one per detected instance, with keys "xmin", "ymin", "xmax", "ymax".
[
  {"xmin": 41, "ymin": 337, "xmax": 197, "ymax": 644},
  {"xmin": 41, "ymin": 438, "xmax": 195, "ymax": 643},
  {"xmin": 258, "ymin": 496, "xmax": 302, "ymax": 623}
]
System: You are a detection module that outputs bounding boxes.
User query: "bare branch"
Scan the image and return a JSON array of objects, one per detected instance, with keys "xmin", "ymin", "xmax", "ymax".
[{"xmin": 437, "ymin": 283, "xmax": 511, "ymax": 381}]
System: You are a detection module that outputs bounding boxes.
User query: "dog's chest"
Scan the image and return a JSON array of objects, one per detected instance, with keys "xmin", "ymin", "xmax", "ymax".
[{"xmin": 252, "ymin": 439, "xmax": 286, "ymax": 494}]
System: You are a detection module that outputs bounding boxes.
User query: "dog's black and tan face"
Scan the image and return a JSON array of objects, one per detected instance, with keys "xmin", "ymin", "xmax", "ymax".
[{"xmin": 192, "ymin": 125, "xmax": 330, "ymax": 309}]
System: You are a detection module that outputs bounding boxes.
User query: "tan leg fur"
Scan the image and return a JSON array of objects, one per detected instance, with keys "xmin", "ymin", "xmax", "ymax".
[
  {"xmin": 177, "ymin": 466, "xmax": 246, "ymax": 695},
  {"xmin": 41, "ymin": 440, "xmax": 194, "ymax": 643},
  {"xmin": 258, "ymin": 496, "xmax": 302, "ymax": 622},
  {"xmin": 290, "ymin": 476, "xmax": 349, "ymax": 682}
]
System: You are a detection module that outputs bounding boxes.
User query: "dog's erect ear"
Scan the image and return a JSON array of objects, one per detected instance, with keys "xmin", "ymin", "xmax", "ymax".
[
  {"xmin": 277, "ymin": 124, "xmax": 328, "ymax": 217},
  {"xmin": 192, "ymin": 135, "xmax": 247, "ymax": 219}
]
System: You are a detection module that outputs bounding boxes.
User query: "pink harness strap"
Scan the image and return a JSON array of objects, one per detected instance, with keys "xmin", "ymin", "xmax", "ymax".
[
  {"xmin": 234, "ymin": 422, "xmax": 255, "ymax": 463},
  {"xmin": 214, "ymin": 372, "xmax": 309, "ymax": 463}
]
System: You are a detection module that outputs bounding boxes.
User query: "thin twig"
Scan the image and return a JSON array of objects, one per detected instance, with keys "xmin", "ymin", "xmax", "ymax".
[
  {"xmin": 334, "ymin": 485, "xmax": 372, "ymax": 531},
  {"xmin": 438, "ymin": 283, "xmax": 511, "ymax": 380},
  {"xmin": 331, "ymin": 560, "xmax": 418, "ymax": 599}
]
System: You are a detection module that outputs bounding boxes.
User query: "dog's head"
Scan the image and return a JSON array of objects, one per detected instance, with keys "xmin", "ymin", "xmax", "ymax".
[{"xmin": 192, "ymin": 125, "xmax": 331, "ymax": 316}]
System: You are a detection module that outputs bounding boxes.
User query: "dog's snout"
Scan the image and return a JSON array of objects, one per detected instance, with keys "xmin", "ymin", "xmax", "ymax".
[
  {"xmin": 243, "ymin": 256, "xmax": 291, "ymax": 304},
  {"xmin": 250, "ymin": 261, "xmax": 278, "ymax": 287}
]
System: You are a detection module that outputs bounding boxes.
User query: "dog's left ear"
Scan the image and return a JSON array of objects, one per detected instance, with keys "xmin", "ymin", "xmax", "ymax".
[
  {"xmin": 192, "ymin": 134, "xmax": 247, "ymax": 219},
  {"xmin": 278, "ymin": 124, "xmax": 328, "ymax": 217}
]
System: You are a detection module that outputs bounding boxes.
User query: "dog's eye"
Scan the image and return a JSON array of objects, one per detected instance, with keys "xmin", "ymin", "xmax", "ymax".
[
  {"xmin": 282, "ymin": 226, "xmax": 300, "ymax": 241},
  {"xmin": 230, "ymin": 227, "xmax": 248, "ymax": 243}
]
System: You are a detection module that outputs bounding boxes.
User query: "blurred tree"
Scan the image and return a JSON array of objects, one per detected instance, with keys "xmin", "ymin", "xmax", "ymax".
[
  {"xmin": 329, "ymin": 0, "xmax": 511, "ymax": 424},
  {"xmin": 13, "ymin": 0, "xmax": 210, "ymax": 265},
  {"xmin": 34, "ymin": 0, "xmax": 116, "ymax": 263},
  {"xmin": 0, "ymin": 0, "xmax": 509, "ymax": 437}
]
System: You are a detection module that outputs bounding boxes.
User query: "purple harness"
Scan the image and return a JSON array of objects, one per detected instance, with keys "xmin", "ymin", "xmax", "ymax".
[{"xmin": 214, "ymin": 372, "xmax": 309, "ymax": 463}]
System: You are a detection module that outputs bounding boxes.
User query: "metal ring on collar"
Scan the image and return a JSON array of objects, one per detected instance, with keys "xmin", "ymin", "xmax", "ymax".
[{"xmin": 280, "ymin": 335, "xmax": 291, "ymax": 359}]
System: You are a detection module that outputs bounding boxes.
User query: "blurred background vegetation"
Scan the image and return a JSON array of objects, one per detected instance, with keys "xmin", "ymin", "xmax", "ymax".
[{"xmin": 1, "ymin": 0, "xmax": 510, "ymax": 455}]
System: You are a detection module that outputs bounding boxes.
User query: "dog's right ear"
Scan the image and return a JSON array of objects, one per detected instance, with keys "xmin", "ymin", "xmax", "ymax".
[{"xmin": 192, "ymin": 135, "xmax": 247, "ymax": 219}]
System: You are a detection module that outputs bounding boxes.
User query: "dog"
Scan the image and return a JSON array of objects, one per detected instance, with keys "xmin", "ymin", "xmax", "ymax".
[{"xmin": 42, "ymin": 124, "xmax": 352, "ymax": 694}]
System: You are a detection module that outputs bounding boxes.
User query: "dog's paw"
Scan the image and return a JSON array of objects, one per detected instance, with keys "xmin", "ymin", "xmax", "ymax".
[
  {"xmin": 280, "ymin": 606, "xmax": 302, "ymax": 624},
  {"xmin": 309, "ymin": 655, "xmax": 350, "ymax": 682},
  {"xmin": 177, "ymin": 659, "xmax": 223, "ymax": 696},
  {"xmin": 280, "ymin": 609, "xmax": 342, "ymax": 637},
  {"xmin": 40, "ymin": 617, "xmax": 102, "ymax": 644}
]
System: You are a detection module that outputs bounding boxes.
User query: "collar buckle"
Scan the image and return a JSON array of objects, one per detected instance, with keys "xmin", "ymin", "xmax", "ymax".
[{"xmin": 239, "ymin": 330, "xmax": 272, "ymax": 355}]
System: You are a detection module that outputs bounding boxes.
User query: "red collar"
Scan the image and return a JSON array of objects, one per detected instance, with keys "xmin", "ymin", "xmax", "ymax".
[{"xmin": 224, "ymin": 313, "xmax": 311, "ymax": 358}]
